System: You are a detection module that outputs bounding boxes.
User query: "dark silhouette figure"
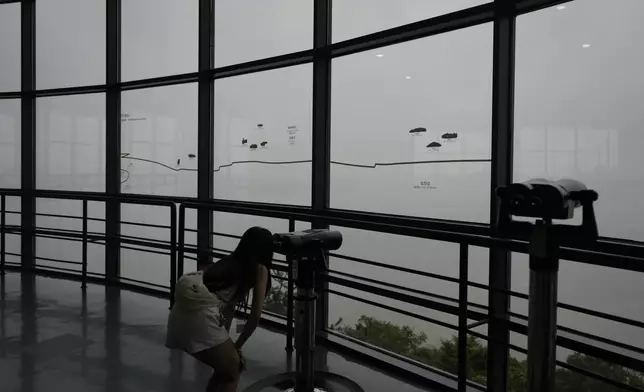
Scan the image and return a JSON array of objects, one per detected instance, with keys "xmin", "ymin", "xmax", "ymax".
[
  {"xmin": 242, "ymin": 138, "xmax": 248, "ymax": 145},
  {"xmin": 257, "ymin": 124, "xmax": 263, "ymax": 128},
  {"xmin": 188, "ymin": 154, "xmax": 196, "ymax": 159},
  {"xmin": 249, "ymin": 144, "xmax": 258, "ymax": 150},
  {"xmin": 177, "ymin": 159, "xmax": 181, "ymax": 165},
  {"xmin": 427, "ymin": 142, "xmax": 442, "ymax": 148},
  {"xmin": 260, "ymin": 141, "xmax": 268, "ymax": 147}
]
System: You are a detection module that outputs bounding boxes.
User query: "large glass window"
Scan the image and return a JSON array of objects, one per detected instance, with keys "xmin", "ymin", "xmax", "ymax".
[
  {"xmin": 36, "ymin": 0, "xmax": 105, "ymax": 89},
  {"xmin": 0, "ymin": 3, "xmax": 21, "ymax": 92},
  {"xmin": 3, "ymin": 196, "xmax": 21, "ymax": 265},
  {"xmin": 122, "ymin": 0, "xmax": 198, "ymax": 81},
  {"xmin": 511, "ymin": 252, "xmax": 644, "ymax": 351},
  {"xmin": 36, "ymin": 93, "xmax": 106, "ymax": 192},
  {"xmin": 331, "ymin": 24, "xmax": 493, "ymax": 222},
  {"xmin": 120, "ymin": 204, "xmax": 174, "ymax": 288},
  {"xmin": 214, "ymin": 0, "xmax": 313, "ymax": 67},
  {"xmin": 213, "ymin": 65, "xmax": 312, "ymax": 205},
  {"xmin": 121, "ymin": 83, "xmax": 198, "ymax": 197},
  {"xmin": 327, "ymin": 228, "xmax": 490, "ymax": 386},
  {"xmin": 0, "ymin": 100, "xmax": 21, "ymax": 189},
  {"xmin": 333, "ymin": 0, "xmax": 487, "ymax": 43},
  {"xmin": 35, "ymin": 199, "xmax": 105, "ymax": 275},
  {"xmin": 514, "ymin": 0, "xmax": 644, "ymax": 241}
]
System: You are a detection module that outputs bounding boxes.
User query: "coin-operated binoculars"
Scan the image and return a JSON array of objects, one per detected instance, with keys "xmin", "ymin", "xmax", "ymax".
[
  {"xmin": 272, "ymin": 229, "xmax": 342, "ymax": 392},
  {"xmin": 496, "ymin": 179, "xmax": 598, "ymax": 392}
]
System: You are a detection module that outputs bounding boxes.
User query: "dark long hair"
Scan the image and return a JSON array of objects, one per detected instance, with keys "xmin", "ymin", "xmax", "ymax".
[{"xmin": 202, "ymin": 226, "xmax": 273, "ymax": 306}]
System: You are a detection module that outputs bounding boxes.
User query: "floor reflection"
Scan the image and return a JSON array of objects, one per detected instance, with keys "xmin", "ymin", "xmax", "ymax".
[
  {"xmin": 0, "ymin": 272, "xmax": 433, "ymax": 392},
  {"xmin": 20, "ymin": 274, "xmax": 36, "ymax": 392}
]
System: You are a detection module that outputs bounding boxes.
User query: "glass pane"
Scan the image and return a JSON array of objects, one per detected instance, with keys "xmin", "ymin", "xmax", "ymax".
[
  {"xmin": 330, "ymin": 24, "xmax": 493, "ymax": 222},
  {"xmin": 329, "ymin": 290, "xmax": 462, "ymax": 377},
  {"xmin": 329, "ymin": 226, "xmax": 460, "ymax": 297},
  {"xmin": 0, "ymin": 3, "xmax": 21, "ymax": 92},
  {"xmin": 121, "ymin": 248, "xmax": 171, "ymax": 288},
  {"xmin": 213, "ymin": 64, "xmax": 312, "ymax": 205},
  {"xmin": 36, "ymin": 0, "xmax": 106, "ymax": 89},
  {"xmin": 122, "ymin": 0, "xmax": 198, "ymax": 81},
  {"xmin": 5, "ymin": 234, "xmax": 21, "ymax": 264},
  {"xmin": 35, "ymin": 199, "xmax": 106, "ymax": 275},
  {"xmin": 0, "ymin": 100, "xmax": 21, "ymax": 189},
  {"xmin": 511, "ymin": 252, "xmax": 644, "ymax": 350},
  {"xmin": 121, "ymin": 83, "xmax": 198, "ymax": 197},
  {"xmin": 36, "ymin": 93, "xmax": 106, "ymax": 192},
  {"xmin": 120, "ymin": 203, "xmax": 176, "ymax": 287},
  {"xmin": 36, "ymin": 237, "xmax": 82, "ymax": 272},
  {"xmin": 515, "ymin": 0, "xmax": 644, "ymax": 241},
  {"xmin": 4, "ymin": 196, "xmax": 21, "ymax": 226},
  {"xmin": 214, "ymin": 0, "xmax": 313, "ymax": 67},
  {"xmin": 333, "ymin": 0, "xmax": 487, "ymax": 42}
]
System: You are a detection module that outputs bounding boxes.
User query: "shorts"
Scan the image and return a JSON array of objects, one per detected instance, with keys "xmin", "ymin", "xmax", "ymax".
[{"xmin": 165, "ymin": 306, "xmax": 230, "ymax": 354}]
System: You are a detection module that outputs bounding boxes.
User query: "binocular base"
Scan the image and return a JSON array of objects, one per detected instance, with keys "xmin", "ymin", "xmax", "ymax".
[{"xmin": 243, "ymin": 371, "xmax": 364, "ymax": 392}]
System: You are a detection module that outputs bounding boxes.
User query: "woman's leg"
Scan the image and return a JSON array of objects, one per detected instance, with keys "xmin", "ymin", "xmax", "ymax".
[{"xmin": 191, "ymin": 339, "xmax": 240, "ymax": 392}]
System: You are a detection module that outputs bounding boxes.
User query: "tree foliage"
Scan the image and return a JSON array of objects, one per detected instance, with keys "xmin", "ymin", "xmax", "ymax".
[{"xmin": 332, "ymin": 316, "xmax": 644, "ymax": 392}]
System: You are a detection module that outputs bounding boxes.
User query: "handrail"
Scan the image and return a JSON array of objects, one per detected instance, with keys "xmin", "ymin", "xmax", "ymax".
[
  {"xmin": 179, "ymin": 200, "xmax": 644, "ymax": 273},
  {"xmin": 1, "ymin": 189, "xmax": 177, "ymax": 300},
  {"xmin": 5, "ymin": 189, "xmax": 644, "ymax": 267}
]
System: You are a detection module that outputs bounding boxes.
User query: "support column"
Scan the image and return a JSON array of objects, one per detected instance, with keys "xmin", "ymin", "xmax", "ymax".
[
  {"xmin": 21, "ymin": 0, "xmax": 36, "ymax": 271},
  {"xmin": 197, "ymin": 0, "xmax": 214, "ymax": 267},
  {"xmin": 487, "ymin": 1, "xmax": 516, "ymax": 391},
  {"xmin": 105, "ymin": 0, "xmax": 121, "ymax": 281},
  {"xmin": 312, "ymin": 0, "xmax": 332, "ymax": 332}
]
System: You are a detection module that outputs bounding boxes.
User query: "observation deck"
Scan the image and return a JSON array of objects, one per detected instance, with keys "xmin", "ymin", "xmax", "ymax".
[
  {"xmin": 1, "ymin": 191, "xmax": 643, "ymax": 392},
  {"xmin": 3, "ymin": 0, "xmax": 644, "ymax": 391}
]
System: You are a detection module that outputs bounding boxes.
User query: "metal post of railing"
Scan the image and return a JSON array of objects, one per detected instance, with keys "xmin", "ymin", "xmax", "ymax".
[
  {"xmin": 1, "ymin": 194, "xmax": 5, "ymax": 276},
  {"xmin": 286, "ymin": 218, "xmax": 295, "ymax": 352},
  {"xmin": 458, "ymin": 243, "xmax": 469, "ymax": 392},
  {"xmin": 81, "ymin": 199, "xmax": 88, "ymax": 289},
  {"xmin": 174, "ymin": 204, "xmax": 186, "ymax": 308},
  {"xmin": 169, "ymin": 203, "xmax": 177, "ymax": 308}
]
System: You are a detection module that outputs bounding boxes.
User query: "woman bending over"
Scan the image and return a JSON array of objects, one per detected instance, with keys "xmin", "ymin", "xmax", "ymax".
[{"xmin": 166, "ymin": 226, "xmax": 273, "ymax": 392}]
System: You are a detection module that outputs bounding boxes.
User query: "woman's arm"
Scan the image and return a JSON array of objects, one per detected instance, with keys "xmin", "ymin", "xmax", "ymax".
[
  {"xmin": 234, "ymin": 264, "xmax": 269, "ymax": 350},
  {"xmin": 221, "ymin": 302, "xmax": 236, "ymax": 332}
]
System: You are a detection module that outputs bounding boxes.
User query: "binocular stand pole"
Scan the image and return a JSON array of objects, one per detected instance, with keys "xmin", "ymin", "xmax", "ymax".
[
  {"xmin": 527, "ymin": 219, "xmax": 559, "ymax": 392},
  {"xmin": 293, "ymin": 255, "xmax": 319, "ymax": 392},
  {"xmin": 242, "ymin": 251, "xmax": 363, "ymax": 392}
]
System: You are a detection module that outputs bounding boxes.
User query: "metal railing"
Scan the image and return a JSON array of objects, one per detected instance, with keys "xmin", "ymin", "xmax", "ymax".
[{"xmin": 2, "ymin": 190, "xmax": 644, "ymax": 392}]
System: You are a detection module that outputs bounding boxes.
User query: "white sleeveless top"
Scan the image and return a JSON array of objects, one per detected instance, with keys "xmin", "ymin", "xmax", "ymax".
[{"xmin": 165, "ymin": 271, "xmax": 238, "ymax": 353}]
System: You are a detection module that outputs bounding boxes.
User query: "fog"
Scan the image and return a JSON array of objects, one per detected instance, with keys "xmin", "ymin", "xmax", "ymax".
[{"xmin": 1, "ymin": 0, "xmax": 644, "ymax": 357}]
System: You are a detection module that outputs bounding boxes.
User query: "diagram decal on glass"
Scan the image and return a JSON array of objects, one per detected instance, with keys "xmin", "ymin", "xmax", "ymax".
[
  {"xmin": 287, "ymin": 125, "xmax": 299, "ymax": 145},
  {"xmin": 117, "ymin": 120, "xmax": 482, "ymax": 189},
  {"xmin": 413, "ymin": 181, "xmax": 437, "ymax": 190},
  {"xmin": 121, "ymin": 113, "xmax": 147, "ymax": 122}
]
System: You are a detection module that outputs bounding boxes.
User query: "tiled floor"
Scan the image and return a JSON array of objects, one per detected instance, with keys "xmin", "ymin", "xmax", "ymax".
[{"xmin": 0, "ymin": 272, "xmax": 434, "ymax": 392}]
